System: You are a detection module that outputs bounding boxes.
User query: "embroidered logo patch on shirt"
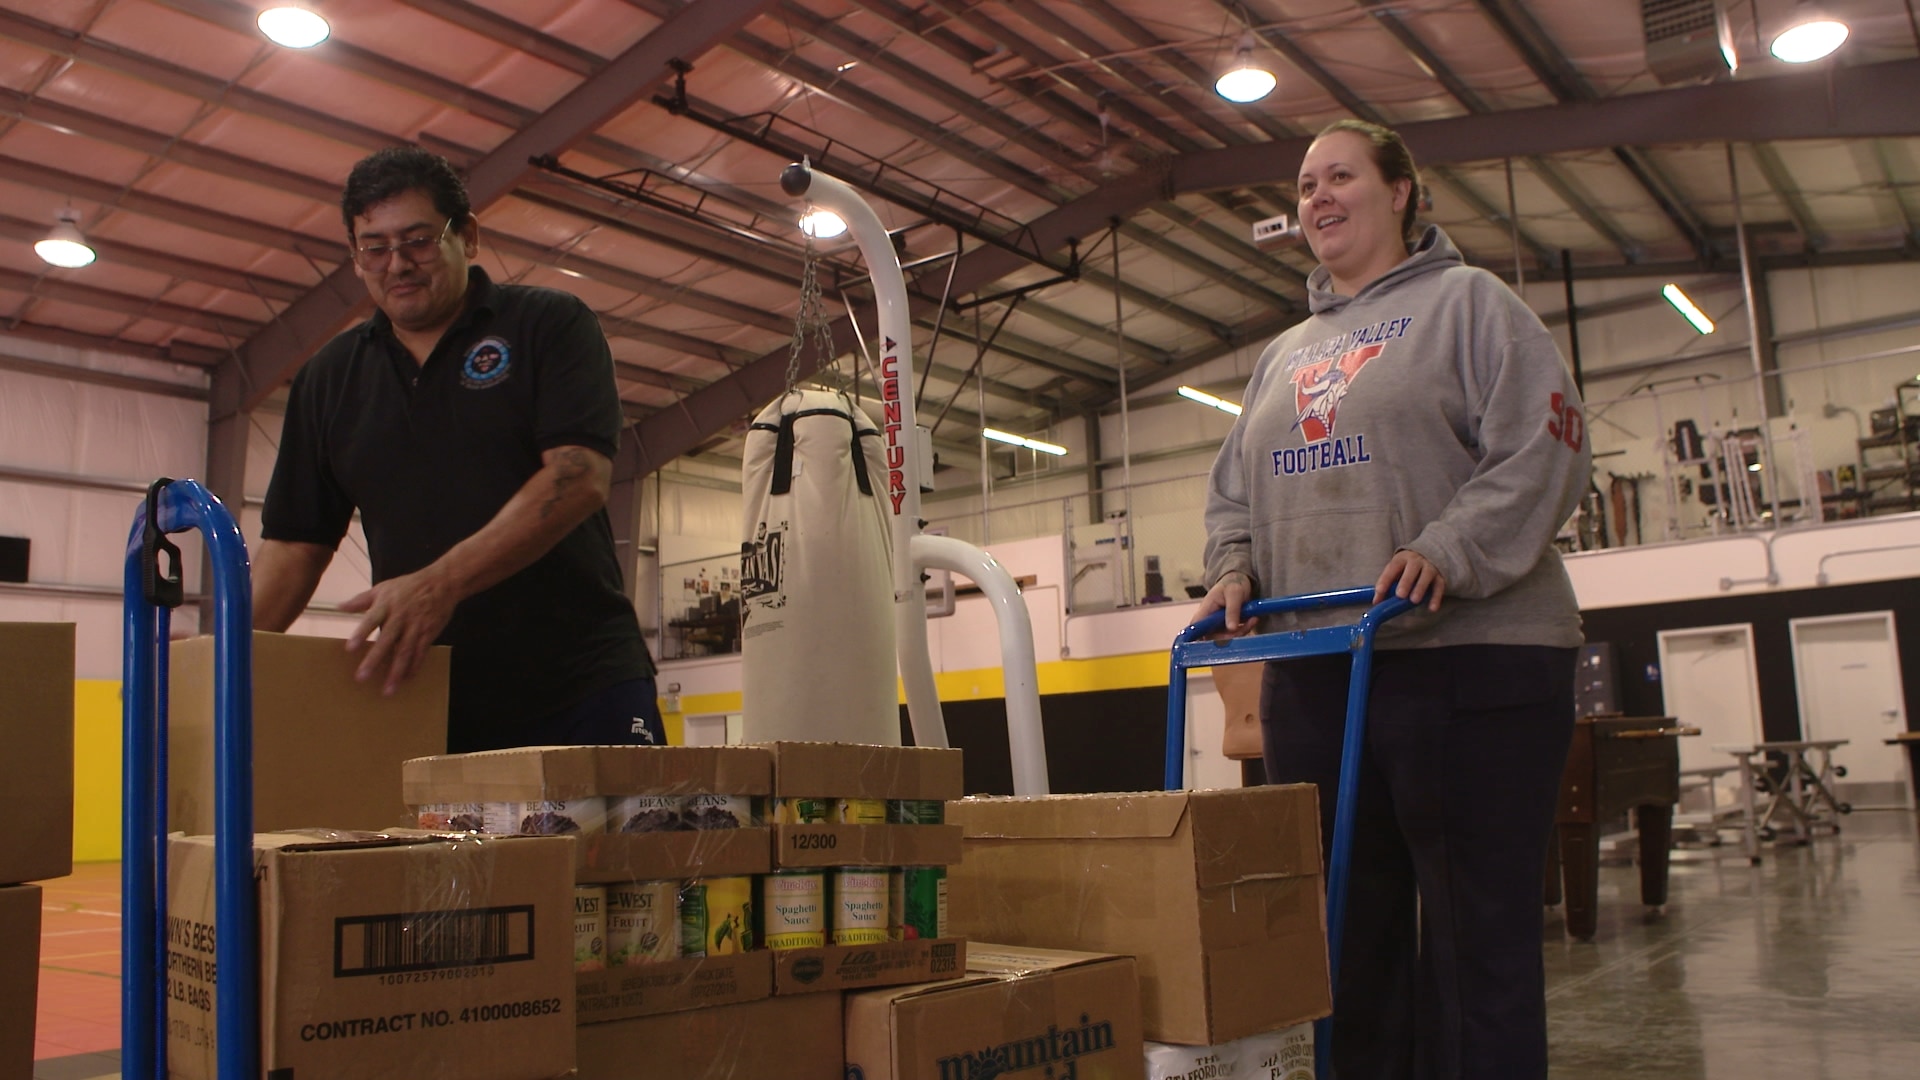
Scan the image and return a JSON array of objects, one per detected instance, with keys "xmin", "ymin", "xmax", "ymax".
[{"xmin": 460, "ymin": 336, "xmax": 512, "ymax": 389}]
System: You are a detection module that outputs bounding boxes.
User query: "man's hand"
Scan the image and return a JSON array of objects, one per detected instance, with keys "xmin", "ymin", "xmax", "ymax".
[
  {"xmin": 342, "ymin": 565, "xmax": 460, "ymax": 695},
  {"xmin": 1375, "ymin": 549, "xmax": 1446, "ymax": 612},
  {"xmin": 1196, "ymin": 571, "xmax": 1257, "ymax": 637}
]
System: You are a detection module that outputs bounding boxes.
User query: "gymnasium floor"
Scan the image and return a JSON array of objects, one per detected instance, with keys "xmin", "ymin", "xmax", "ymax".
[{"xmin": 29, "ymin": 813, "xmax": 1920, "ymax": 1079}]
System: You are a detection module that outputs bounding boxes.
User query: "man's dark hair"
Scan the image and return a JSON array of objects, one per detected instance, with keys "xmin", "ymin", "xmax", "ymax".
[{"xmin": 341, "ymin": 147, "xmax": 471, "ymax": 238}]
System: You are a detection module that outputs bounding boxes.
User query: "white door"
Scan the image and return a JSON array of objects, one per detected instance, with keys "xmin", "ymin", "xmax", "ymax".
[
  {"xmin": 1657, "ymin": 624, "xmax": 1764, "ymax": 772},
  {"xmin": 682, "ymin": 713, "xmax": 744, "ymax": 746},
  {"xmin": 1791, "ymin": 612, "xmax": 1908, "ymax": 793}
]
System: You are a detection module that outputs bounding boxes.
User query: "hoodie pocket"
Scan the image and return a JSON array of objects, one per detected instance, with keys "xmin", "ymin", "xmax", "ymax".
[{"xmin": 1256, "ymin": 504, "xmax": 1402, "ymax": 597}]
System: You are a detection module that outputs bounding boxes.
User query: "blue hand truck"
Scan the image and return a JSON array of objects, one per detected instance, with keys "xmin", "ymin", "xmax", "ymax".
[
  {"xmin": 121, "ymin": 478, "xmax": 259, "ymax": 1080},
  {"xmin": 1166, "ymin": 587, "xmax": 1416, "ymax": 1080}
]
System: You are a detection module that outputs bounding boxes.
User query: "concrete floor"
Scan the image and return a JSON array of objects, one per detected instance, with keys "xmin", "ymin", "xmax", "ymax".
[
  {"xmin": 1544, "ymin": 810, "xmax": 1920, "ymax": 1078},
  {"xmin": 34, "ymin": 813, "xmax": 1920, "ymax": 1078}
]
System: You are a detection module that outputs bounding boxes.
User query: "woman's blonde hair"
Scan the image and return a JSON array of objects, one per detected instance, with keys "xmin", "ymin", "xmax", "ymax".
[{"xmin": 1314, "ymin": 119, "xmax": 1425, "ymax": 248}]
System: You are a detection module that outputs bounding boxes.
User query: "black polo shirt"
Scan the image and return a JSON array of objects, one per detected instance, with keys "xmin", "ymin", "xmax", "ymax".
[{"xmin": 262, "ymin": 267, "xmax": 654, "ymax": 751}]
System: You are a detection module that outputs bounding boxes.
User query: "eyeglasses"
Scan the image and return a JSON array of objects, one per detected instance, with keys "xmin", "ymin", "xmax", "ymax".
[{"xmin": 352, "ymin": 218, "xmax": 454, "ymax": 271}]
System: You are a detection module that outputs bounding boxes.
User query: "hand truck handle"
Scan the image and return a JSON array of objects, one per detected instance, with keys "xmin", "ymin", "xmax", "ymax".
[{"xmin": 1175, "ymin": 586, "xmax": 1416, "ymax": 647}]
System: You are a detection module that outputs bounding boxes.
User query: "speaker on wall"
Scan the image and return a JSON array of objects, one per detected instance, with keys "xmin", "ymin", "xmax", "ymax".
[{"xmin": 0, "ymin": 536, "xmax": 28, "ymax": 583}]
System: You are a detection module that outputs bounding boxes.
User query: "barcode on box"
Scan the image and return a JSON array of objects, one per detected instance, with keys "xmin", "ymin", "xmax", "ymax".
[
  {"xmin": 930, "ymin": 943, "xmax": 959, "ymax": 974},
  {"xmin": 334, "ymin": 906, "xmax": 536, "ymax": 977}
]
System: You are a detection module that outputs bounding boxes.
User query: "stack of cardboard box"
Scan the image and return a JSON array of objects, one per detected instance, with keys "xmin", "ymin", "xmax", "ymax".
[
  {"xmin": 0, "ymin": 623, "xmax": 75, "ymax": 1080},
  {"xmin": 402, "ymin": 740, "xmax": 973, "ymax": 1080},
  {"xmin": 945, "ymin": 786, "xmax": 1332, "ymax": 1075}
]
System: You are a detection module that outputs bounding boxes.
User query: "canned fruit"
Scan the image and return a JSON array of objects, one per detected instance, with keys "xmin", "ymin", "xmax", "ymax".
[
  {"xmin": 769, "ymin": 797, "xmax": 832, "ymax": 825},
  {"xmin": 681, "ymin": 877, "xmax": 754, "ymax": 957},
  {"xmin": 607, "ymin": 882, "xmax": 679, "ymax": 966},
  {"xmin": 834, "ymin": 798, "xmax": 887, "ymax": 825},
  {"xmin": 573, "ymin": 886, "xmax": 607, "ymax": 973}
]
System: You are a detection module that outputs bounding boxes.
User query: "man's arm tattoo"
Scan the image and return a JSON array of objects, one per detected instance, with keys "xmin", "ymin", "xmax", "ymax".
[{"xmin": 539, "ymin": 448, "xmax": 594, "ymax": 520}]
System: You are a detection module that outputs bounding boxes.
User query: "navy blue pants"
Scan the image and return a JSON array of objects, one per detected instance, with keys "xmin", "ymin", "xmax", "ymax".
[
  {"xmin": 520, "ymin": 676, "xmax": 668, "ymax": 747},
  {"xmin": 1261, "ymin": 645, "xmax": 1575, "ymax": 1080}
]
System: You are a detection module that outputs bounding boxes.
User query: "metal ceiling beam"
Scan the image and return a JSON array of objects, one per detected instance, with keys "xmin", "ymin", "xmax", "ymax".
[
  {"xmin": 0, "ymin": 321, "xmax": 223, "ymax": 366},
  {"xmin": 515, "ymin": 172, "xmax": 1104, "ymax": 395},
  {"xmin": 398, "ymin": 0, "xmax": 604, "ymax": 75},
  {"xmin": 1169, "ymin": 60, "xmax": 1920, "ymax": 193},
  {"xmin": 1351, "ymin": 0, "xmax": 1642, "ymax": 261},
  {"xmin": 0, "ymin": 348, "xmax": 208, "ymax": 401},
  {"xmin": 1749, "ymin": 143, "xmax": 1826, "ymax": 252},
  {"xmin": 214, "ymin": 0, "xmax": 780, "ymax": 418},
  {"xmin": 658, "ymin": 90, "xmax": 1232, "ymax": 342},
  {"xmin": 0, "ymin": 86, "xmax": 338, "ymax": 205},
  {"xmin": 772, "ymin": 0, "xmax": 1095, "ymax": 184},
  {"xmin": 1873, "ymin": 140, "xmax": 1920, "ymax": 249},
  {"xmin": 991, "ymin": 0, "xmax": 1307, "ymax": 226},
  {"xmin": 152, "ymin": 0, "xmax": 532, "ymax": 130},
  {"xmin": 0, "ymin": 267, "xmax": 261, "ymax": 338},
  {"xmin": 0, "ymin": 8, "xmax": 400, "ymax": 154},
  {"xmin": 0, "ymin": 155, "xmax": 343, "ymax": 261},
  {"xmin": 1466, "ymin": 0, "xmax": 1714, "ymax": 261},
  {"xmin": 1220, "ymin": 0, "xmax": 1557, "ymax": 267},
  {"xmin": 624, "ymin": 61, "xmax": 1920, "ymax": 477},
  {"xmin": 437, "ymin": 0, "xmax": 1236, "ymax": 374},
  {"xmin": 0, "ymin": 215, "xmax": 306, "ymax": 304}
]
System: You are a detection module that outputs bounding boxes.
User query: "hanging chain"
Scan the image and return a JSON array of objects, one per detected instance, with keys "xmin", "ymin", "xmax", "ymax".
[{"xmin": 786, "ymin": 225, "xmax": 837, "ymax": 396}]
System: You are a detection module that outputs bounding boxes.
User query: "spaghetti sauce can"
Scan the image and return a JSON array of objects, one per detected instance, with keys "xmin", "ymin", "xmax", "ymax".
[
  {"xmin": 831, "ymin": 868, "xmax": 890, "ymax": 945},
  {"xmin": 573, "ymin": 886, "xmax": 607, "ymax": 973},
  {"xmin": 680, "ymin": 876, "xmax": 754, "ymax": 958},
  {"xmin": 607, "ymin": 882, "xmax": 679, "ymax": 966},
  {"xmin": 758, "ymin": 871, "xmax": 826, "ymax": 950}
]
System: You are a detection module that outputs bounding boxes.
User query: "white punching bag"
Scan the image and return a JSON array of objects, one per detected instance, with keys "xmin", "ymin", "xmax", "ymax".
[{"xmin": 739, "ymin": 388, "xmax": 900, "ymax": 744}]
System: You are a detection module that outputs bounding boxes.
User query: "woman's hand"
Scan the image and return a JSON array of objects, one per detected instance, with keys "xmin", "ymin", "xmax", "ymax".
[
  {"xmin": 1374, "ymin": 549, "xmax": 1446, "ymax": 612},
  {"xmin": 1196, "ymin": 571, "xmax": 1257, "ymax": 637}
]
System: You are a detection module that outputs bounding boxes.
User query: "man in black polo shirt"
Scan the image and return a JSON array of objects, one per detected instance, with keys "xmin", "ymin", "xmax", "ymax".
[{"xmin": 254, "ymin": 147, "xmax": 662, "ymax": 752}]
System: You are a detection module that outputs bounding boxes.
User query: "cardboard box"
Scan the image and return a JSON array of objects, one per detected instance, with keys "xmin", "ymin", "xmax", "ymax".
[
  {"xmin": 0, "ymin": 623, "xmax": 74, "ymax": 884},
  {"xmin": 169, "ymin": 632, "xmax": 449, "ymax": 837},
  {"xmin": 576, "ymin": 992, "xmax": 843, "ymax": 1080},
  {"xmin": 0, "ymin": 884, "xmax": 41, "ymax": 1080},
  {"xmin": 764, "ymin": 742, "xmax": 964, "ymax": 869},
  {"xmin": 772, "ymin": 823, "xmax": 962, "ymax": 869},
  {"xmin": 764, "ymin": 741, "xmax": 963, "ymax": 800},
  {"xmin": 948, "ymin": 786, "xmax": 1329, "ymax": 1045},
  {"xmin": 574, "ymin": 950, "xmax": 771, "ymax": 1024},
  {"xmin": 845, "ymin": 944, "xmax": 1145, "ymax": 1080},
  {"xmin": 403, "ymin": 746, "xmax": 776, "ymax": 881},
  {"xmin": 771, "ymin": 936, "xmax": 965, "ymax": 995},
  {"xmin": 166, "ymin": 831, "xmax": 575, "ymax": 1080}
]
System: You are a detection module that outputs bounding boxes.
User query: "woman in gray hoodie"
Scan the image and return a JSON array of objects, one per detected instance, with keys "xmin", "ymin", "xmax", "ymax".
[{"xmin": 1200, "ymin": 120, "xmax": 1591, "ymax": 1079}]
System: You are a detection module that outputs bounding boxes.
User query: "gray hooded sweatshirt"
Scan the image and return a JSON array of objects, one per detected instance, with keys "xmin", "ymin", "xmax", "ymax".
[{"xmin": 1203, "ymin": 226, "xmax": 1588, "ymax": 649}]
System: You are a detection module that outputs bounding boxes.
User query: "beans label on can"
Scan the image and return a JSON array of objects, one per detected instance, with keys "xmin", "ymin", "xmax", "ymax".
[
  {"xmin": 486, "ymin": 797, "xmax": 608, "ymax": 836},
  {"xmin": 683, "ymin": 794, "xmax": 756, "ymax": 830},
  {"xmin": 611, "ymin": 794, "xmax": 684, "ymax": 833}
]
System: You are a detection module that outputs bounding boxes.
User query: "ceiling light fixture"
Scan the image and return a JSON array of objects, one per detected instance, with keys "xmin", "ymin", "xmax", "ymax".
[
  {"xmin": 1769, "ymin": 4, "xmax": 1848, "ymax": 63},
  {"xmin": 35, "ymin": 209, "xmax": 96, "ymax": 268},
  {"xmin": 982, "ymin": 428, "xmax": 1068, "ymax": 456},
  {"xmin": 258, "ymin": 7, "xmax": 331, "ymax": 49},
  {"xmin": 1662, "ymin": 283, "xmax": 1715, "ymax": 334},
  {"xmin": 798, "ymin": 209, "xmax": 848, "ymax": 239},
  {"xmin": 1177, "ymin": 385, "xmax": 1243, "ymax": 416},
  {"xmin": 1214, "ymin": 34, "xmax": 1276, "ymax": 103}
]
